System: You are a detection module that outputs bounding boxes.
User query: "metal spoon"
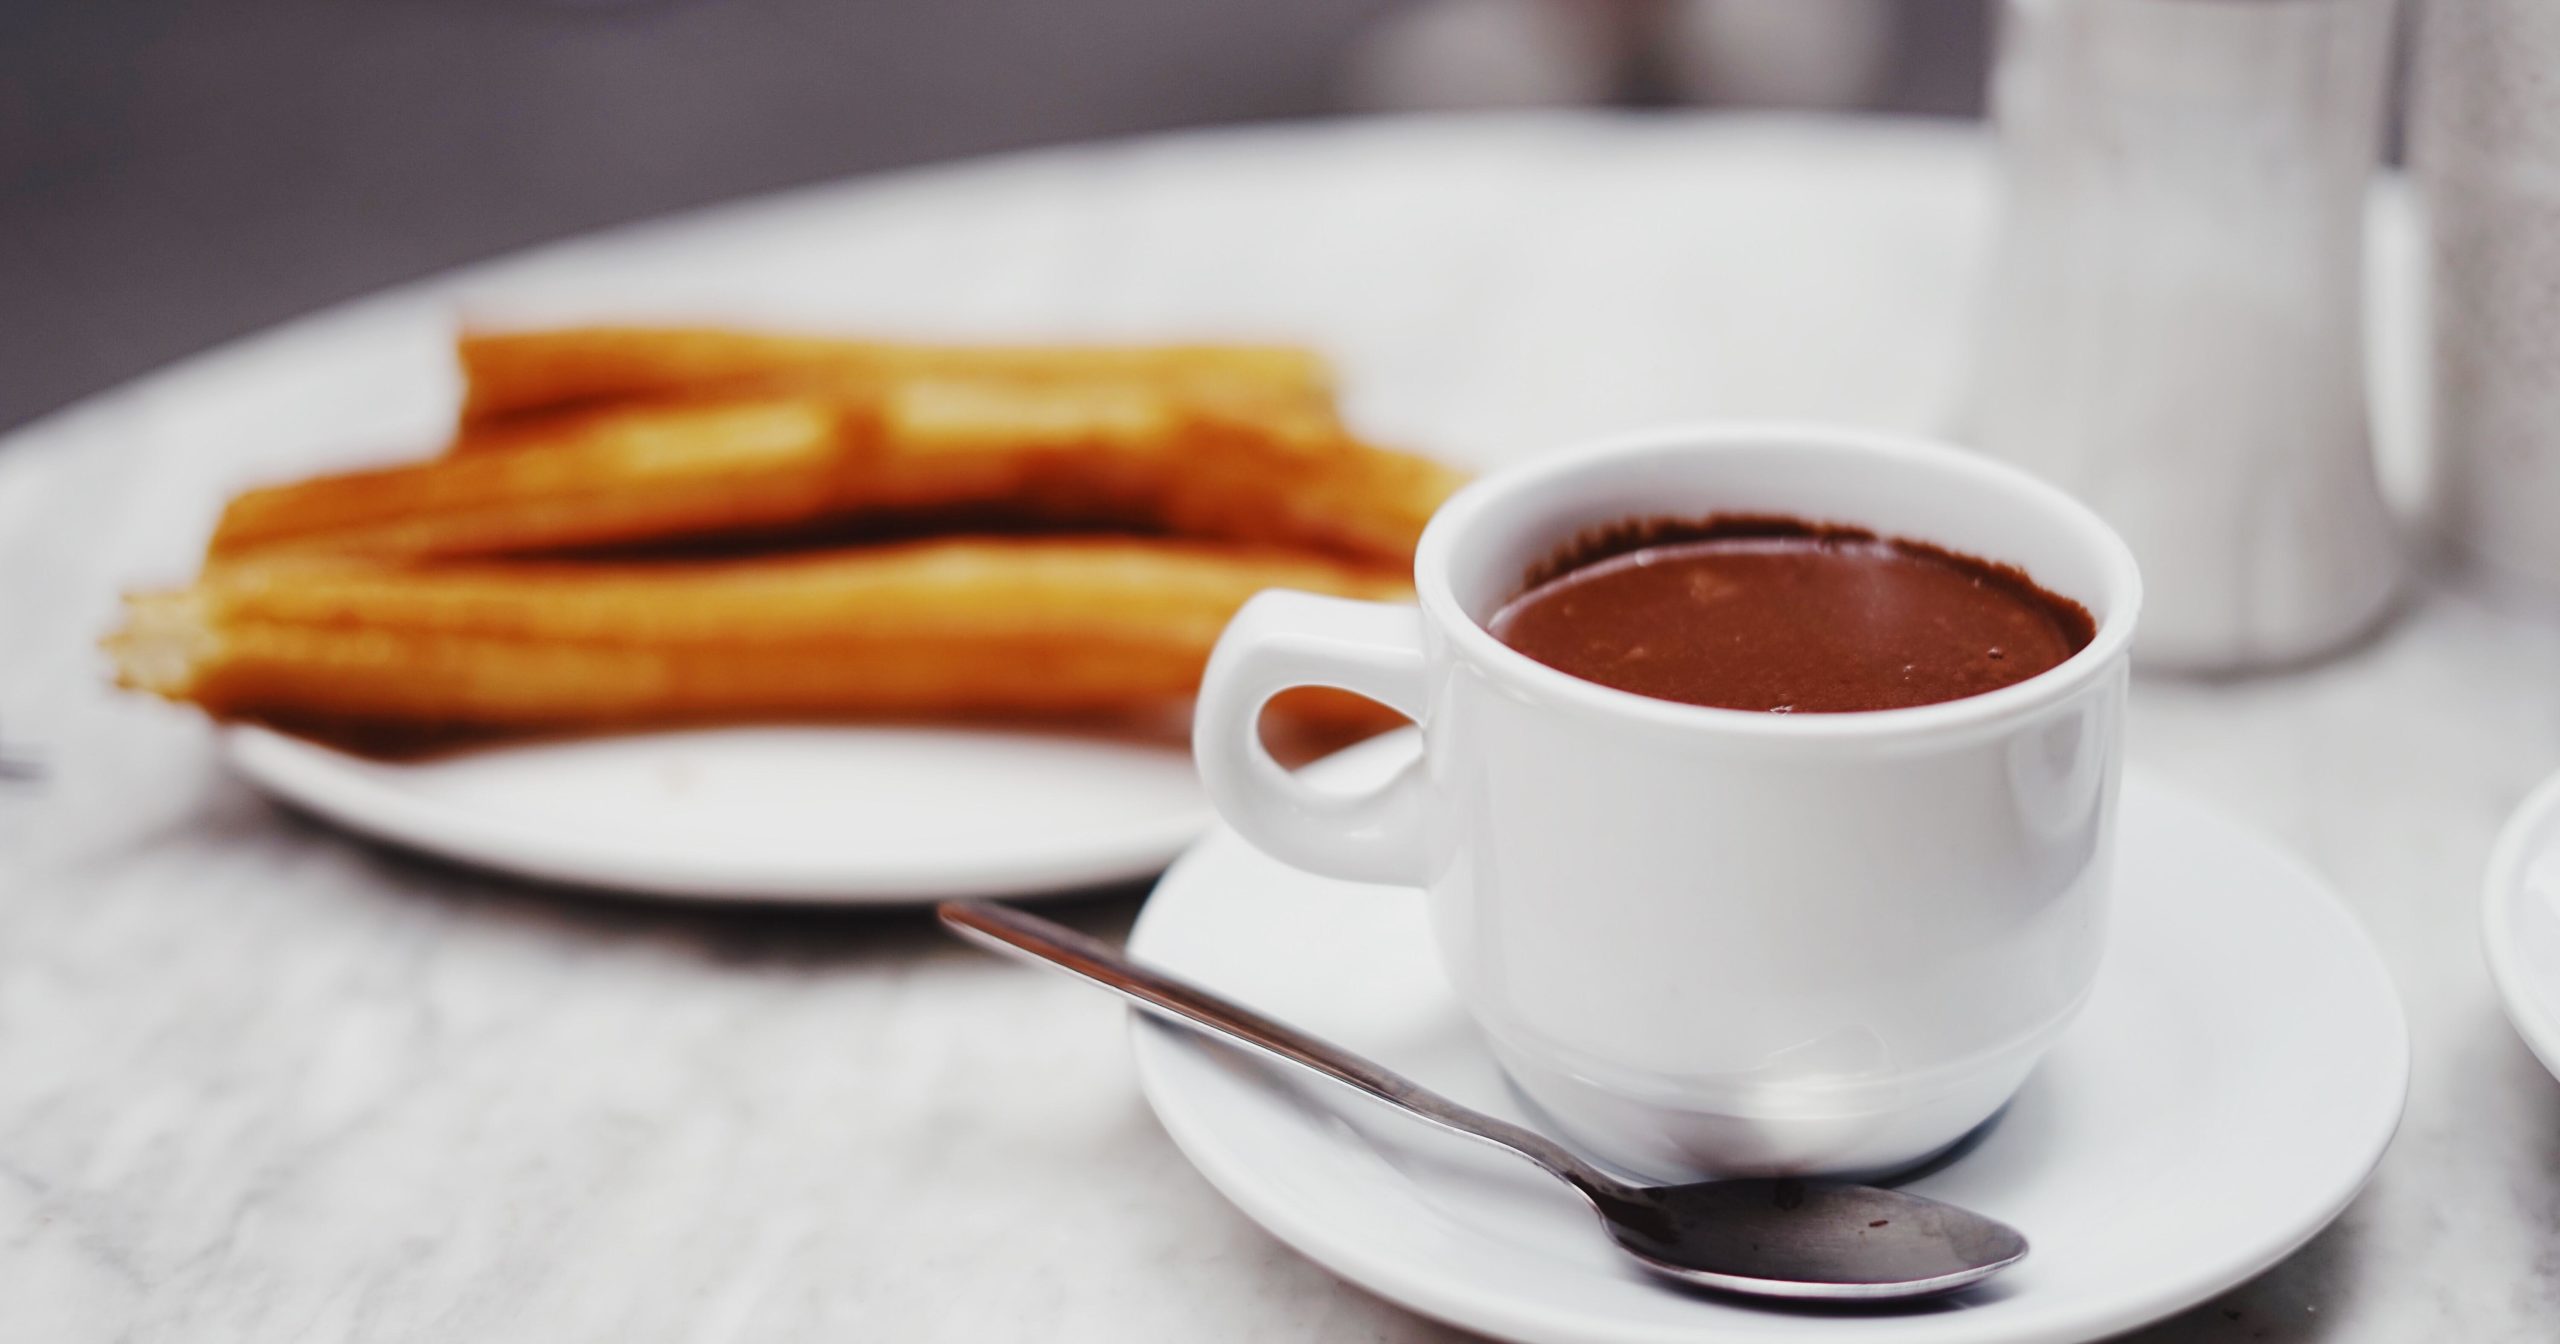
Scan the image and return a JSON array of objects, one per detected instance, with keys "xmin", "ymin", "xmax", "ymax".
[{"xmin": 938, "ymin": 900, "xmax": 2028, "ymax": 1302}]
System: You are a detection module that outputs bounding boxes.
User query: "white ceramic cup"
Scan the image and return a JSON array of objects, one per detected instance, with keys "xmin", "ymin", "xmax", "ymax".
[{"xmin": 1194, "ymin": 423, "xmax": 2142, "ymax": 1180}]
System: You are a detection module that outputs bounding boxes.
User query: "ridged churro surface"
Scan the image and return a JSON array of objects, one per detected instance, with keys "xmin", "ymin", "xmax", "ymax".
[
  {"xmin": 212, "ymin": 382, "xmax": 1460, "ymax": 566},
  {"xmin": 113, "ymin": 539, "xmax": 1410, "ymax": 733},
  {"xmin": 459, "ymin": 326, "xmax": 1333, "ymax": 425}
]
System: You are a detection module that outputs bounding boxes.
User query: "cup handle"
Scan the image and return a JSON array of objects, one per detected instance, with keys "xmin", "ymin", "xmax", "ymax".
[{"xmin": 1193, "ymin": 590, "xmax": 1431, "ymax": 887}]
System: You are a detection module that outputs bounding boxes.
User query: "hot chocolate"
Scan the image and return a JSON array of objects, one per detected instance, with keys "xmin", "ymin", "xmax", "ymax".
[{"xmin": 1488, "ymin": 516, "xmax": 2094, "ymax": 713}]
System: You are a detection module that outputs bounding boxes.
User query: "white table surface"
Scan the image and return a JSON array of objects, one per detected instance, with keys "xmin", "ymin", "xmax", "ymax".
[{"xmin": 3, "ymin": 113, "xmax": 2554, "ymax": 1342}]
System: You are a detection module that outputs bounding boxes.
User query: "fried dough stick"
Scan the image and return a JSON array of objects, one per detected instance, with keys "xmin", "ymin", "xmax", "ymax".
[
  {"xmin": 207, "ymin": 384, "xmax": 1464, "ymax": 566},
  {"xmin": 212, "ymin": 399, "xmax": 853, "ymax": 561},
  {"xmin": 458, "ymin": 326, "xmax": 1334, "ymax": 427},
  {"xmin": 110, "ymin": 539, "xmax": 1410, "ymax": 733}
]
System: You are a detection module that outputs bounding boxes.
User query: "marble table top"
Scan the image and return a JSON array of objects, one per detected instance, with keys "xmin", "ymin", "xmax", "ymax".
[{"xmin": 3, "ymin": 113, "xmax": 2553, "ymax": 1342}]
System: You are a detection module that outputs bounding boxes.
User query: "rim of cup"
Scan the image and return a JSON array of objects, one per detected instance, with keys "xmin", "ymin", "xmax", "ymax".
[{"xmin": 1412, "ymin": 421, "xmax": 2144, "ymax": 744}]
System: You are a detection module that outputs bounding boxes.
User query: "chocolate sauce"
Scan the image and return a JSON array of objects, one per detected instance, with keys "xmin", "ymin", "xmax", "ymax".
[{"xmin": 1488, "ymin": 516, "xmax": 2095, "ymax": 713}]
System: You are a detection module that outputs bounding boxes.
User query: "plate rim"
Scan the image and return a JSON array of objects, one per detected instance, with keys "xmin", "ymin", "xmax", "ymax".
[
  {"xmin": 223, "ymin": 723, "xmax": 1210, "ymax": 903},
  {"xmin": 2482, "ymin": 769, "xmax": 2560, "ymax": 1081},
  {"xmin": 1128, "ymin": 751, "xmax": 2409, "ymax": 1344}
]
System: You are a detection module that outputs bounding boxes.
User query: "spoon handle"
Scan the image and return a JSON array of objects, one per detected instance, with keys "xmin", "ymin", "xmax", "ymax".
[{"xmin": 938, "ymin": 900, "xmax": 1620, "ymax": 1193}]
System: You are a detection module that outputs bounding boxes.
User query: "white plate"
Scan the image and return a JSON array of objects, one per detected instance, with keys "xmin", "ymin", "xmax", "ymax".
[
  {"xmin": 2483, "ymin": 771, "xmax": 2560, "ymax": 1082},
  {"xmin": 227, "ymin": 722, "xmax": 1208, "ymax": 902},
  {"xmin": 1129, "ymin": 736, "xmax": 2407, "ymax": 1344}
]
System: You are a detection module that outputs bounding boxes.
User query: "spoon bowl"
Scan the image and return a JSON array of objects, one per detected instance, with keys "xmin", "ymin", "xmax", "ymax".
[{"xmin": 1586, "ymin": 1177, "xmax": 2027, "ymax": 1299}]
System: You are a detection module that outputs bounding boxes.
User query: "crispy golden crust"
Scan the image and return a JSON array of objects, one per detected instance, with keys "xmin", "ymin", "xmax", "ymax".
[
  {"xmin": 111, "ymin": 539, "xmax": 1411, "ymax": 733},
  {"xmin": 208, "ymin": 383, "xmax": 1464, "ymax": 566},
  {"xmin": 457, "ymin": 326, "xmax": 1334, "ymax": 426}
]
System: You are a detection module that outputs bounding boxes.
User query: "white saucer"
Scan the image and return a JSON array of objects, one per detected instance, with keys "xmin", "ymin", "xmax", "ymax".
[
  {"xmin": 1129, "ymin": 736, "xmax": 2407, "ymax": 1344},
  {"xmin": 2483, "ymin": 771, "xmax": 2560, "ymax": 1082},
  {"xmin": 227, "ymin": 722, "xmax": 1208, "ymax": 902}
]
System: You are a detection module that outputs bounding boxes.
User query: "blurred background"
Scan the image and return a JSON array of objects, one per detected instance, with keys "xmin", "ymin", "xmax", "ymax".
[{"xmin": 0, "ymin": 0, "xmax": 1990, "ymax": 434}]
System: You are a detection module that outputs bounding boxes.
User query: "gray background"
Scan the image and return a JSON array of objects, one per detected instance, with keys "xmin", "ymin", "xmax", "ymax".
[{"xmin": 0, "ymin": 0, "xmax": 1988, "ymax": 433}]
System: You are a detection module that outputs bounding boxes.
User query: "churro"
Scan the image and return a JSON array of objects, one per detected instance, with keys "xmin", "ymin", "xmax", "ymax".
[
  {"xmin": 208, "ymin": 381, "xmax": 1462, "ymax": 566},
  {"xmin": 211, "ymin": 399, "xmax": 848, "ymax": 560},
  {"xmin": 112, "ymin": 538, "xmax": 1410, "ymax": 734},
  {"xmin": 457, "ymin": 325, "xmax": 1334, "ymax": 427}
]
